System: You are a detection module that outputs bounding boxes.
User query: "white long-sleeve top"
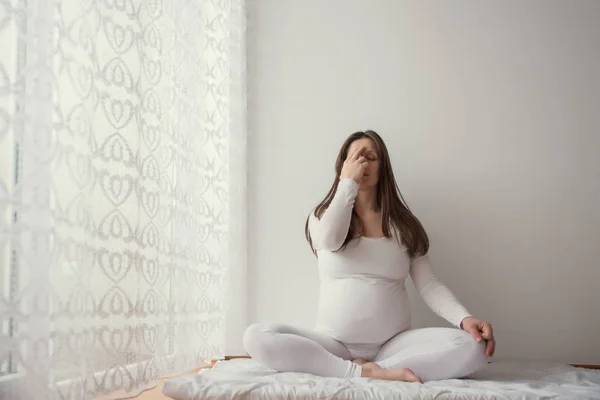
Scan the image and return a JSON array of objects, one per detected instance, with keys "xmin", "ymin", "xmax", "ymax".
[{"xmin": 309, "ymin": 179, "xmax": 471, "ymax": 344}]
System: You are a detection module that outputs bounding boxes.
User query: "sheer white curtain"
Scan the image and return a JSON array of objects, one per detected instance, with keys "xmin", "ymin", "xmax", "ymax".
[{"xmin": 0, "ymin": 0, "xmax": 247, "ymax": 399}]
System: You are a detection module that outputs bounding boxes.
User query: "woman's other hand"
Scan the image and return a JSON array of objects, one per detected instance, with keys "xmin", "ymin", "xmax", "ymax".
[{"xmin": 461, "ymin": 316, "xmax": 496, "ymax": 357}]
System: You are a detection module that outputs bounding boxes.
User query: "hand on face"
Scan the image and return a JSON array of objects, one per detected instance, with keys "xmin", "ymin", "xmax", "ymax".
[
  {"xmin": 340, "ymin": 146, "xmax": 368, "ymax": 184},
  {"xmin": 340, "ymin": 138, "xmax": 380, "ymax": 188}
]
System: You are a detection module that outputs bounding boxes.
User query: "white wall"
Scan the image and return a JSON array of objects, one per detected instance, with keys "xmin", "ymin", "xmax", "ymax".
[{"xmin": 247, "ymin": 0, "xmax": 600, "ymax": 363}]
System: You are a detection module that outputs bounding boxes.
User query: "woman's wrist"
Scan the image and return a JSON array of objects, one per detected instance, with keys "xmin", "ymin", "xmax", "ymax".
[
  {"xmin": 460, "ymin": 316, "xmax": 474, "ymax": 330},
  {"xmin": 339, "ymin": 177, "xmax": 359, "ymax": 187}
]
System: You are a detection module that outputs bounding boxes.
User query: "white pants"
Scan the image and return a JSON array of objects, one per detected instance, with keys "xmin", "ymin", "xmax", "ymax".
[{"xmin": 243, "ymin": 323, "xmax": 488, "ymax": 382}]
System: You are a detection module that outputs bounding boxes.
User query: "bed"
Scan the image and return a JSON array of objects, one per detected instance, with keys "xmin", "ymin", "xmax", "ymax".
[{"xmin": 162, "ymin": 358, "xmax": 600, "ymax": 399}]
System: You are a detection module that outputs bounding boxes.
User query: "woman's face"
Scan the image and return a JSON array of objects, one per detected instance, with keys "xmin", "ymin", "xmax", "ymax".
[{"xmin": 346, "ymin": 138, "xmax": 380, "ymax": 190}]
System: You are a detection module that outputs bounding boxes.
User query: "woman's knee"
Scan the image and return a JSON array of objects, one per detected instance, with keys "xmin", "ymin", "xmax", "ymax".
[
  {"xmin": 242, "ymin": 322, "xmax": 283, "ymax": 361},
  {"xmin": 456, "ymin": 331, "xmax": 488, "ymax": 375},
  {"xmin": 243, "ymin": 323, "xmax": 266, "ymax": 356}
]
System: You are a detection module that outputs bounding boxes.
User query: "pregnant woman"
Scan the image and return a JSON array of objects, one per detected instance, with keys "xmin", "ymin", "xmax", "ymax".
[{"xmin": 243, "ymin": 130, "xmax": 495, "ymax": 383}]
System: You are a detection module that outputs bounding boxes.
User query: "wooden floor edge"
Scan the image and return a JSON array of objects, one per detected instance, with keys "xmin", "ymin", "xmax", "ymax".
[
  {"xmin": 217, "ymin": 356, "xmax": 600, "ymax": 370},
  {"xmin": 570, "ymin": 364, "xmax": 600, "ymax": 370},
  {"xmin": 223, "ymin": 356, "xmax": 251, "ymax": 360}
]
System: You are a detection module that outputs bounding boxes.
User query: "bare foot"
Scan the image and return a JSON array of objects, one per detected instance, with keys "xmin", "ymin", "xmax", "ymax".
[
  {"xmin": 361, "ymin": 362, "xmax": 423, "ymax": 383},
  {"xmin": 352, "ymin": 358, "xmax": 368, "ymax": 366}
]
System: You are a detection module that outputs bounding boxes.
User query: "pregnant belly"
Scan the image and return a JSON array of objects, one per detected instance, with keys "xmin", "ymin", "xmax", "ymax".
[{"xmin": 315, "ymin": 280, "xmax": 411, "ymax": 344}]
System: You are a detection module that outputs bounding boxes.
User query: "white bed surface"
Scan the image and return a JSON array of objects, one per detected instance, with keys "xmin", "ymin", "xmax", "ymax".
[{"xmin": 163, "ymin": 358, "xmax": 600, "ymax": 399}]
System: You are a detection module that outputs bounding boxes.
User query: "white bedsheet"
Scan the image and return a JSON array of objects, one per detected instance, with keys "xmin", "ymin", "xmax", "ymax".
[{"xmin": 162, "ymin": 358, "xmax": 600, "ymax": 399}]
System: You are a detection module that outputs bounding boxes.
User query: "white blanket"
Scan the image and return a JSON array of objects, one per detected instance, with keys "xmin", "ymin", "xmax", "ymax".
[{"xmin": 162, "ymin": 358, "xmax": 600, "ymax": 399}]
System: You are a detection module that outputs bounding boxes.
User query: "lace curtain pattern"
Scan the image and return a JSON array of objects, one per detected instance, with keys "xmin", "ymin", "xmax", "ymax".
[{"xmin": 0, "ymin": 0, "xmax": 247, "ymax": 399}]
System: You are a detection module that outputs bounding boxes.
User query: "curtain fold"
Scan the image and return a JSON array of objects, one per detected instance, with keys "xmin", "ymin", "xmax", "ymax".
[{"xmin": 0, "ymin": 0, "xmax": 247, "ymax": 399}]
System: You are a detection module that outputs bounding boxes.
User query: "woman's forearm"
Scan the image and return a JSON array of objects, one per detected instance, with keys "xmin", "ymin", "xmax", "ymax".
[{"xmin": 309, "ymin": 179, "xmax": 358, "ymax": 251}]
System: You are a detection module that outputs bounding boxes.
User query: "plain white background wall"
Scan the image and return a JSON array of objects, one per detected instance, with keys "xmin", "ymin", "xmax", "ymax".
[{"xmin": 247, "ymin": 0, "xmax": 600, "ymax": 363}]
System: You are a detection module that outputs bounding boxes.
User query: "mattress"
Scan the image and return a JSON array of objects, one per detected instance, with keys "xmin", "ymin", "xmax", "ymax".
[{"xmin": 162, "ymin": 358, "xmax": 600, "ymax": 399}]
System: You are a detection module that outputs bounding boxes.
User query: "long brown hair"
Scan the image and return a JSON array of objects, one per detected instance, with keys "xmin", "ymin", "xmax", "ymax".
[{"xmin": 305, "ymin": 130, "xmax": 429, "ymax": 259}]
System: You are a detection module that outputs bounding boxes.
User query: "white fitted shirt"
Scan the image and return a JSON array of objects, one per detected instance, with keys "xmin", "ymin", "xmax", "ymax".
[{"xmin": 309, "ymin": 179, "xmax": 471, "ymax": 344}]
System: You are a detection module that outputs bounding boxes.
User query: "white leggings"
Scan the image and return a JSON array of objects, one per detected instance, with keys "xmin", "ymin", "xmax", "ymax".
[{"xmin": 243, "ymin": 323, "xmax": 488, "ymax": 382}]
